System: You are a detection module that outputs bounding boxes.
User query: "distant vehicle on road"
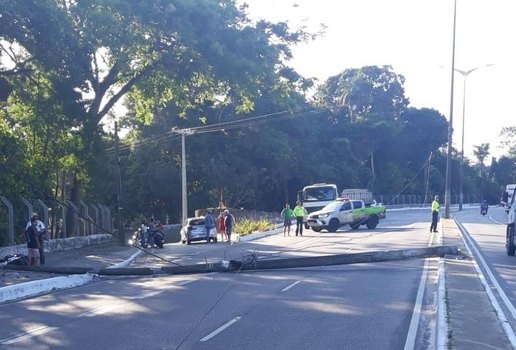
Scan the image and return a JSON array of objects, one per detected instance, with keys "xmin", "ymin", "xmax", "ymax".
[{"xmin": 180, "ymin": 217, "xmax": 217, "ymax": 244}]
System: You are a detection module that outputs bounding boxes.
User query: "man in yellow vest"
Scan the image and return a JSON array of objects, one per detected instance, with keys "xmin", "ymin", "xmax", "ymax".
[
  {"xmin": 430, "ymin": 195, "xmax": 440, "ymax": 233},
  {"xmin": 293, "ymin": 202, "xmax": 305, "ymax": 236}
]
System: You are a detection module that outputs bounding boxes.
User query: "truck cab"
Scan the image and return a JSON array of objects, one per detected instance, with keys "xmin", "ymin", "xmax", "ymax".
[{"xmin": 298, "ymin": 183, "xmax": 338, "ymax": 214}]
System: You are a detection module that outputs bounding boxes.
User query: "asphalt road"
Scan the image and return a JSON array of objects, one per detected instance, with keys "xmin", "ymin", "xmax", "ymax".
[
  {"xmin": 453, "ymin": 206, "xmax": 516, "ymax": 337},
  {"xmin": 0, "ymin": 210, "xmax": 446, "ymax": 350}
]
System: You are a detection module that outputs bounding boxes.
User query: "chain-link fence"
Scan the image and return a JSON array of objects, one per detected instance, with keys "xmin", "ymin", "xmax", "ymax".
[{"xmin": 0, "ymin": 196, "xmax": 112, "ymax": 247}]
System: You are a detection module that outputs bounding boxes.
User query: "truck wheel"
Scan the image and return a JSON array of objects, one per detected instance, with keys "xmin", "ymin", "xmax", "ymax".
[
  {"xmin": 304, "ymin": 223, "xmax": 309, "ymax": 230},
  {"xmin": 327, "ymin": 219, "xmax": 340, "ymax": 233},
  {"xmin": 506, "ymin": 225, "xmax": 515, "ymax": 256},
  {"xmin": 366, "ymin": 215, "xmax": 379, "ymax": 229}
]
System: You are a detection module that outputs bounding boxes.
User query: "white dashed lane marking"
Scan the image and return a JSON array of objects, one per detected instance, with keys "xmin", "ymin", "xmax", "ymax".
[{"xmin": 281, "ymin": 280, "xmax": 301, "ymax": 292}]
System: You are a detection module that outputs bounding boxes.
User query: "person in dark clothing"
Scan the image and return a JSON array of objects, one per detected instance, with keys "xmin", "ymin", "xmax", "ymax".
[
  {"xmin": 224, "ymin": 210, "xmax": 235, "ymax": 243},
  {"xmin": 25, "ymin": 212, "xmax": 46, "ymax": 265},
  {"xmin": 204, "ymin": 210, "xmax": 215, "ymax": 243},
  {"xmin": 25, "ymin": 218, "xmax": 41, "ymax": 267}
]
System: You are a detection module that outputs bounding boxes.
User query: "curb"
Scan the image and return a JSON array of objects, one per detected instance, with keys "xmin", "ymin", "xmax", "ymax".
[
  {"xmin": 0, "ymin": 249, "xmax": 144, "ymax": 304},
  {"xmin": 236, "ymin": 227, "xmax": 283, "ymax": 243},
  {"xmin": 0, "ymin": 274, "xmax": 94, "ymax": 304}
]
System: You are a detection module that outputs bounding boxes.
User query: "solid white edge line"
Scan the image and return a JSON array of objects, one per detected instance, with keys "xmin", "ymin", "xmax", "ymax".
[
  {"xmin": 1, "ymin": 326, "xmax": 59, "ymax": 345},
  {"xmin": 404, "ymin": 259, "xmax": 430, "ymax": 350},
  {"xmin": 459, "ymin": 222, "xmax": 516, "ymax": 319},
  {"xmin": 200, "ymin": 316, "xmax": 241, "ymax": 342},
  {"xmin": 455, "ymin": 220, "xmax": 516, "ymax": 347},
  {"xmin": 281, "ymin": 280, "xmax": 301, "ymax": 292},
  {"xmin": 436, "ymin": 258, "xmax": 447, "ymax": 350},
  {"xmin": 403, "ymin": 230, "xmax": 435, "ymax": 350},
  {"xmin": 489, "ymin": 215, "xmax": 507, "ymax": 225},
  {"xmin": 436, "ymin": 220, "xmax": 448, "ymax": 350}
]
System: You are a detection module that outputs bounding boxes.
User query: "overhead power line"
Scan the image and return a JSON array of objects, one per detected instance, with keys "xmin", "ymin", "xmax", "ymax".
[{"xmin": 105, "ymin": 107, "xmax": 330, "ymax": 154}]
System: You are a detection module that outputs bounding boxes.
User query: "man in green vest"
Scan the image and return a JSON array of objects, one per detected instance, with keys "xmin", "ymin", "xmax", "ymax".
[
  {"xmin": 293, "ymin": 202, "xmax": 305, "ymax": 236},
  {"xmin": 430, "ymin": 195, "xmax": 440, "ymax": 233},
  {"xmin": 281, "ymin": 203, "xmax": 294, "ymax": 237}
]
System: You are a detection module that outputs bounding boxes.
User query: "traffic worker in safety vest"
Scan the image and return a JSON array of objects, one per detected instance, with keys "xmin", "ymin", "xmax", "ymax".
[
  {"xmin": 293, "ymin": 202, "xmax": 305, "ymax": 236},
  {"xmin": 430, "ymin": 195, "xmax": 440, "ymax": 233}
]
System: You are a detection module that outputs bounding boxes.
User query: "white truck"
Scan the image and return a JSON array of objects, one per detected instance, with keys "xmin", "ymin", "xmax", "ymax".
[
  {"xmin": 306, "ymin": 198, "xmax": 386, "ymax": 232},
  {"xmin": 297, "ymin": 183, "xmax": 339, "ymax": 215},
  {"xmin": 505, "ymin": 186, "xmax": 516, "ymax": 255}
]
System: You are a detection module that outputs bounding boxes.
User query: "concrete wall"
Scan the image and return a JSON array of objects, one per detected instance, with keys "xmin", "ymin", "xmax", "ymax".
[{"xmin": 0, "ymin": 234, "xmax": 113, "ymax": 258}]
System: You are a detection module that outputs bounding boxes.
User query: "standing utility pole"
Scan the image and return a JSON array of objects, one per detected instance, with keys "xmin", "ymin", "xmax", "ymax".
[
  {"xmin": 115, "ymin": 122, "xmax": 124, "ymax": 245},
  {"xmin": 173, "ymin": 128, "xmax": 194, "ymax": 226},
  {"xmin": 444, "ymin": 0, "xmax": 457, "ymax": 219}
]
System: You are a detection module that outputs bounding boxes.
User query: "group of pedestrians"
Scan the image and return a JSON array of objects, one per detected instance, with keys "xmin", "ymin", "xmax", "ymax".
[
  {"xmin": 281, "ymin": 202, "xmax": 306, "ymax": 237},
  {"xmin": 205, "ymin": 209, "xmax": 234, "ymax": 243},
  {"xmin": 139, "ymin": 217, "xmax": 164, "ymax": 248}
]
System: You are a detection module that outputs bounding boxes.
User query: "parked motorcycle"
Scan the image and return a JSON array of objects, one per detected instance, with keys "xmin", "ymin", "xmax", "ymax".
[{"xmin": 154, "ymin": 230, "xmax": 164, "ymax": 248}]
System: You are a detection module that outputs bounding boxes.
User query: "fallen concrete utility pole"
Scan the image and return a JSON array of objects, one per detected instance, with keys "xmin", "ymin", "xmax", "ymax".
[
  {"xmin": 4, "ymin": 245, "xmax": 460, "ymax": 276},
  {"xmin": 228, "ymin": 245, "xmax": 460, "ymax": 271}
]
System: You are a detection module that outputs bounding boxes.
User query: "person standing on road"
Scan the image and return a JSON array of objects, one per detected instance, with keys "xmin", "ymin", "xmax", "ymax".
[
  {"xmin": 204, "ymin": 210, "xmax": 215, "ymax": 243},
  {"xmin": 147, "ymin": 217, "xmax": 157, "ymax": 248},
  {"xmin": 430, "ymin": 195, "xmax": 440, "ymax": 233},
  {"xmin": 25, "ymin": 212, "xmax": 46, "ymax": 265},
  {"xmin": 280, "ymin": 203, "xmax": 293, "ymax": 237},
  {"xmin": 140, "ymin": 220, "xmax": 148, "ymax": 248},
  {"xmin": 224, "ymin": 209, "xmax": 235, "ymax": 243},
  {"xmin": 293, "ymin": 202, "xmax": 305, "ymax": 236},
  {"xmin": 217, "ymin": 211, "xmax": 226, "ymax": 242},
  {"xmin": 25, "ymin": 217, "xmax": 41, "ymax": 267}
]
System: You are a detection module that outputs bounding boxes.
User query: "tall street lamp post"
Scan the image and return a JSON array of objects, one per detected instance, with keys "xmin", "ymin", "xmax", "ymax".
[
  {"xmin": 444, "ymin": 0, "xmax": 457, "ymax": 219},
  {"xmin": 455, "ymin": 64, "xmax": 493, "ymax": 211}
]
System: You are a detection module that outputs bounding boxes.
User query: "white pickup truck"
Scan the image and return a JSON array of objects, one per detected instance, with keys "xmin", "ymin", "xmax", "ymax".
[{"xmin": 306, "ymin": 198, "xmax": 386, "ymax": 233}]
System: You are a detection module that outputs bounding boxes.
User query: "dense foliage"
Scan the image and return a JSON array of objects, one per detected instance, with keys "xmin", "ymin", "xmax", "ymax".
[{"xmin": 1, "ymin": 1, "xmax": 515, "ymax": 227}]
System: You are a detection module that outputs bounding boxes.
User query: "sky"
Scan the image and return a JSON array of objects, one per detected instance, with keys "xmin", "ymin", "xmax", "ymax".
[{"xmin": 241, "ymin": 0, "xmax": 516, "ymax": 160}]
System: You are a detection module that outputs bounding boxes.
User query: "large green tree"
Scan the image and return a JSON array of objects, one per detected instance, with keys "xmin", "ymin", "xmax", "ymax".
[
  {"xmin": 0, "ymin": 0, "xmax": 310, "ymax": 221},
  {"xmin": 313, "ymin": 66, "xmax": 448, "ymax": 197}
]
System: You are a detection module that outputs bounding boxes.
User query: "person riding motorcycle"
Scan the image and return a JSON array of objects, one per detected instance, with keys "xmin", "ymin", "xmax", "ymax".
[{"xmin": 480, "ymin": 200, "xmax": 489, "ymax": 215}]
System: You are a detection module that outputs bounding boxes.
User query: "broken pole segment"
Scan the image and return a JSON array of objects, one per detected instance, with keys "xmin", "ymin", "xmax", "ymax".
[{"xmin": 230, "ymin": 245, "xmax": 459, "ymax": 271}]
